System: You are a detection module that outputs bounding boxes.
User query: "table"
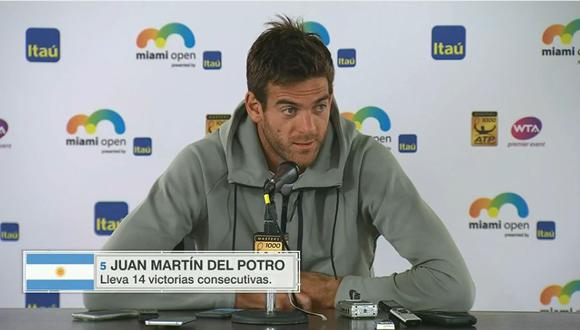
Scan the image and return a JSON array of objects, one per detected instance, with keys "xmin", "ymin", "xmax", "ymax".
[{"xmin": 1, "ymin": 308, "xmax": 579, "ymax": 330}]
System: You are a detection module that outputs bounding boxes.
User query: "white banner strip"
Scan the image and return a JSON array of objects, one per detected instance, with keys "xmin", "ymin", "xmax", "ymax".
[
  {"xmin": 25, "ymin": 264, "xmax": 93, "ymax": 280},
  {"xmin": 23, "ymin": 251, "xmax": 300, "ymax": 293}
]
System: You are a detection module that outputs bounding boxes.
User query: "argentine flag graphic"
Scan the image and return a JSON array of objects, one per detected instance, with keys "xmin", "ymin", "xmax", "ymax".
[{"xmin": 25, "ymin": 253, "xmax": 94, "ymax": 291}]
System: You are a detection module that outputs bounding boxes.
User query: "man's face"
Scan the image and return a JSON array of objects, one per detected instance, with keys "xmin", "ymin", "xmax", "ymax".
[{"xmin": 246, "ymin": 77, "xmax": 332, "ymax": 169}]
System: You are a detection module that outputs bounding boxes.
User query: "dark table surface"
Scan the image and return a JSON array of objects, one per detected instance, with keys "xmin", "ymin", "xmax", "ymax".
[{"xmin": 1, "ymin": 308, "xmax": 579, "ymax": 330}]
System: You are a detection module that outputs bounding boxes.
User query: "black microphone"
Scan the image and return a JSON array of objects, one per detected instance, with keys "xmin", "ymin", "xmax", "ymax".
[
  {"xmin": 236, "ymin": 160, "xmax": 308, "ymax": 326},
  {"xmin": 263, "ymin": 161, "xmax": 300, "ymax": 194}
]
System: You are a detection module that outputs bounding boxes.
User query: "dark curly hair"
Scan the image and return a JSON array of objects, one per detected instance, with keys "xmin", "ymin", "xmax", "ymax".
[{"xmin": 246, "ymin": 15, "xmax": 334, "ymax": 106}]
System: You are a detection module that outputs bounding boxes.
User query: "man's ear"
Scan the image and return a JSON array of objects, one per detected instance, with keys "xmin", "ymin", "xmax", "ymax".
[{"xmin": 245, "ymin": 91, "xmax": 263, "ymax": 124}]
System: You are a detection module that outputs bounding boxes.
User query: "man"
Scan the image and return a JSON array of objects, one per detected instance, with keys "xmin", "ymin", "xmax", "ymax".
[{"xmin": 84, "ymin": 16, "xmax": 475, "ymax": 312}]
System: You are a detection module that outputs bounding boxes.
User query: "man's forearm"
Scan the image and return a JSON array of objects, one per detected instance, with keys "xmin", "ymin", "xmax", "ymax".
[{"xmin": 334, "ymin": 265, "xmax": 475, "ymax": 311}]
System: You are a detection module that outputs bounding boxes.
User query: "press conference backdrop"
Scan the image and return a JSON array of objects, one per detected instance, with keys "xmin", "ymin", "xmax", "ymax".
[{"xmin": 1, "ymin": 2, "xmax": 579, "ymax": 312}]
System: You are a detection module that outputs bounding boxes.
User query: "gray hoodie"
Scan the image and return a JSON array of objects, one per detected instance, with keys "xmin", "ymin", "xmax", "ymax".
[{"xmin": 84, "ymin": 102, "xmax": 475, "ymax": 311}]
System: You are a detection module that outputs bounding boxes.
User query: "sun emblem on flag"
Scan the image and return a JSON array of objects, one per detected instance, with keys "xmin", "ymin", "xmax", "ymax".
[{"xmin": 55, "ymin": 266, "xmax": 65, "ymax": 277}]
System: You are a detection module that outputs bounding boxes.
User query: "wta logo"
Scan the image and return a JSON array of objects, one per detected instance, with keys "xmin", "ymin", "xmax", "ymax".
[
  {"xmin": 541, "ymin": 280, "xmax": 580, "ymax": 305},
  {"xmin": 342, "ymin": 107, "xmax": 391, "ymax": 132},
  {"xmin": 469, "ymin": 192, "xmax": 529, "ymax": 218},
  {"xmin": 542, "ymin": 18, "xmax": 580, "ymax": 45},
  {"xmin": 302, "ymin": 21, "xmax": 330, "ymax": 46},
  {"xmin": 511, "ymin": 117, "xmax": 542, "ymax": 140},
  {"xmin": 137, "ymin": 23, "xmax": 195, "ymax": 49},
  {"xmin": 66, "ymin": 109, "xmax": 125, "ymax": 135},
  {"xmin": 0, "ymin": 119, "xmax": 8, "ymax": 139}
]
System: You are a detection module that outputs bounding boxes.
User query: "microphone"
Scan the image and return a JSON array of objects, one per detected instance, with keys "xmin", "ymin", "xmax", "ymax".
[
  {"xmin": 232, "ymin": 160, "xmax": 308, "ymax": 326},
  {"xmin": 263, "ymin": 161, "xmax": 300, "ymax": 194},
  {"xmin": 259, "ymin": 161, "xmax": 299, "ymax": 238}
]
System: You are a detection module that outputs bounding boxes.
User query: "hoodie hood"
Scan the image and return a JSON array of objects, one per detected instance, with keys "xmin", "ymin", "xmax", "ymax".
[{"xmin": 219, "ymin": 100, "xmax": 356, "ymax": 189}]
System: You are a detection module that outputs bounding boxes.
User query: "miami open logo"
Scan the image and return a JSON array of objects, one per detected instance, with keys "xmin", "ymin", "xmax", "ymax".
[
  {"xmin": 540, "ymin": 280, "xmax": 580, "ymax": 312},
  {"xmin": 65, "ymin": 109, "xmax": 127, "ymax": 154},
  {"xmin": 137, "ymin": 23, "xmax": 195, "ymax": 49},
  {"xmin": 136, "ymin": 22, "xmax": 198, "ymax": 68},
  {"xmin": 543, "ymin": 19, "xmax": 580, "ymax": 45},
  {"xmin": 342, "ymin": 107, "xmax": 391, "ymax": 131},
  {"xmin": 67, "ymin": 109, "xmax": 125, "ymax": 135},
  {"xmin": 541, "ymin": 18, "xmax": 580, "ymax": 57},
  {"xmin": 302, "ymin": 21, "xmax": 330, "ymax": 46},
  {"xmin": 342, "ymin": 106, "xmax": 392, "ymax": 145},
  {"xmin": 468, "ymin": 192, "xmax": 531, "ymax": 238}
]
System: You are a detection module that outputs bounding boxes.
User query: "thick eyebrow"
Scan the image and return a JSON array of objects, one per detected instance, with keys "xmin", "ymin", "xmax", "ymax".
[{"xmin": 274, "ymin": 95, "xmax": 330, "ymax": 107}]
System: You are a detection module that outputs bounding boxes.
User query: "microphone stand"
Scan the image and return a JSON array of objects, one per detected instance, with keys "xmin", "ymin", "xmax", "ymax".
[{"xmin": 231, "ymin": 189, "xmax": 308, "ymax": 325}]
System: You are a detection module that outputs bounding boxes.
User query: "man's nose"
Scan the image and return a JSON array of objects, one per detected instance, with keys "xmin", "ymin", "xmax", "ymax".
[{"xmin": 297, "ymin": 111, "xmax": 316, "ymax": 134}]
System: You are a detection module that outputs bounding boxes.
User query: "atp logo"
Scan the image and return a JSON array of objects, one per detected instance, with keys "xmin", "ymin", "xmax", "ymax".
[
  {"xmin": 342, "ymin": 107, "xmax": 392, "ymax": 145},
  {"xmin": 67, "ymin": 109, "xmax": 125, "ymax": 135},
  {"xmin": 471, "ymin": 111, "xmax": 497, "ymax": 146},
  {"xmin": 137, "ymin": 23, "xmax": 195, "ymax": 49},
  {"xmin": 302, "ymin": 21, "xmax": 330, "ymax": 46},
  {"xmin": 468, "ymin": 192, "xmax": 531, "ymax": 238},
  {"xmin": 540, "ymin": 280, "xmax": 580, "ymax": 311},
  {"xmin": 65, "ymin": 109, "xmax": 128, "ymax": 153},
  {"xmin": 542, "ymin": 19, "xmax": 580, "ymax": 45}
]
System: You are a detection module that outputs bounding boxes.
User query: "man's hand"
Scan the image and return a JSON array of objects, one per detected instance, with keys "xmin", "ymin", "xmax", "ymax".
[
  {"xmin": 299, "ymin": 272, "xmax": 341, "ymax": 310},
  {"xmin": 235, "ymin": 272, "xmax": 340, "ymax": 311},
  {"xmin": 235, "ymin": 292, "xmax": 311, "ymax": 311}
]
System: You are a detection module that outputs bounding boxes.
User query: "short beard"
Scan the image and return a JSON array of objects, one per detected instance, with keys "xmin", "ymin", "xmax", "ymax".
[{"xmin": 260, "ymin": 118, "xmax": 321, "ymax": 169}]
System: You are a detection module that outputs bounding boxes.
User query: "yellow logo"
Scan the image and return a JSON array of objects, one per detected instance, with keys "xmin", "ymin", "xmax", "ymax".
[
  {"xmin": 472, "ymin": 111, "xmax": 498, "ymax": 146},
  {"xmin": 254, "ymin": 241, "xmax": 283, "ymax": 252},
  {"xmin": 206, "ymin": 114, "xmax": 231, "ymax": 135}
]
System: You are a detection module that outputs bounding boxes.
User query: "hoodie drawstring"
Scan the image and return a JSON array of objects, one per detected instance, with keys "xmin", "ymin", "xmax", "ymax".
[
  {"xmin": 330, "ymin": 188, "xmax": 340, "ymax": 279},
  {"xmin": 231, "ymin": 185, "xmax": 340, "ymax": 280},
  {"xmin": 231, "ymin": 183, "xmax": 238, "ymax": 250}
]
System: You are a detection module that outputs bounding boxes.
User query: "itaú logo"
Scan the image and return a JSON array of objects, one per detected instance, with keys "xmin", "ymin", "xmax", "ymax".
[{"xmin": 511, "ymin": 117, "xmax": 542, "ymax": 140}]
